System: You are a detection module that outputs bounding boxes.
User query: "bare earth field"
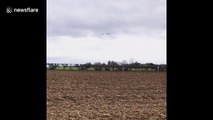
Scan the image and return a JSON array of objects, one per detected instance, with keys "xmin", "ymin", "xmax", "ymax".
[{"xmin": 47, "ymin": 71, "xmax": 166, "ymax": 120}]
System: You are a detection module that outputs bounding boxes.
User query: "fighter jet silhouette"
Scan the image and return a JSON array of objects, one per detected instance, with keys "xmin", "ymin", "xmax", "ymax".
[{"xmin": 101, "ymin": 33, "xmax": 110, "ymax": 35}]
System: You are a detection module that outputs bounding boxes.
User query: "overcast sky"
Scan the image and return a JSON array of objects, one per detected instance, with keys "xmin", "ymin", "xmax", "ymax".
[{"xmin": 47, "ymin": 0, "xmax": 166, "ymax": 64}]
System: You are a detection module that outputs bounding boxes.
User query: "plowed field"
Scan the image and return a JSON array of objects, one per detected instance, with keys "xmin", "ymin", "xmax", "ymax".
[{"xmin": 47, "ymin": 71, "xmax": 166, "ymax": 120}]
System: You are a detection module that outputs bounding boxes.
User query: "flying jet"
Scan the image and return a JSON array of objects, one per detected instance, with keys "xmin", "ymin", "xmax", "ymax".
[{"xmin": 101, "ymin": 33, "xmax": 110, "ymax": 35}]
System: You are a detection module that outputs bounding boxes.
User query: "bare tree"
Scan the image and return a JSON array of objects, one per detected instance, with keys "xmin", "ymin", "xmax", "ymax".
[
  {"xmin": 47, "ymin": 63, "xmax": 59, "ymax": 70},
  {"xmin": 62, "ymin": 64, "xmax": 68, "ymax": 69}
]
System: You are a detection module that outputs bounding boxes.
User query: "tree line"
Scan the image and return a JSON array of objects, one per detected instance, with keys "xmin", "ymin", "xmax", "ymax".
[{"xmin": 47, "ymin": 61, "xmax": 166, "ymax": 71}]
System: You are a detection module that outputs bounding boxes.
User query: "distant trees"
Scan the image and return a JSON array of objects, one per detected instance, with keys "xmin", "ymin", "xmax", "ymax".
[
  {"xmin": 107, "ymin": 61, "xmax": 119, "ymax": 71},
  {"xmin": 131, "ymin": 62, "xmax": 141, "ymax": 71},
  {"xmin": 79, "ymin": 63, "xmax": 92, "ymax": 70},
  {"xmin": 62, "ymin": 64, "xmax": 68, "ymax": 69},
  {"xmin": 47, "ymin": 63, "xmax": 59, "ymax": 70},
  {"xmin": 93, "ymin": 62, "xmax": 102, "ymax": 71},
  {"xmin": 46, "ymin": 61, "xmax": 166, "ymax": 71}
]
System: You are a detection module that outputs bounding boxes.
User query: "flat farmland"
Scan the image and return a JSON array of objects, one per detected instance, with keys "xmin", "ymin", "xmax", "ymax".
[{"xmin": 47, "ymin": 71, "xmax": 166, "ymax": 120}]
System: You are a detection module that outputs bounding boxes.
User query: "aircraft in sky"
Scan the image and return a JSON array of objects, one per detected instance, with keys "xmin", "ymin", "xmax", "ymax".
[{"xmin": 102, "ymin": 33, "xmax": 110, "ymax": 35}]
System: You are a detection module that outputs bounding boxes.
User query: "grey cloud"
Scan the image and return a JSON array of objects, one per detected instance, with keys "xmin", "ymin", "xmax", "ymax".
[
  {"xmin": 48, "ymin": 0, "xmax": 166, "ymax": 37},
  {"xmin": 47, "ymin": 56, "xmax": 86, "ymax": 64}
]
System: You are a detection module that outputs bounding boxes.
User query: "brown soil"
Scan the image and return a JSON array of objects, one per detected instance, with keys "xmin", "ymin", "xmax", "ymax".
[{"xmin": 47, "ymin": 71, "xmax": 166, "ymax": 120}]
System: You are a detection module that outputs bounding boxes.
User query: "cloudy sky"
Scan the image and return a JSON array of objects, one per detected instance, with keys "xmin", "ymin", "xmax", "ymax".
[{"xmin": 47, "ymin": 0, "xmax": 166, "ymax": 64}]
